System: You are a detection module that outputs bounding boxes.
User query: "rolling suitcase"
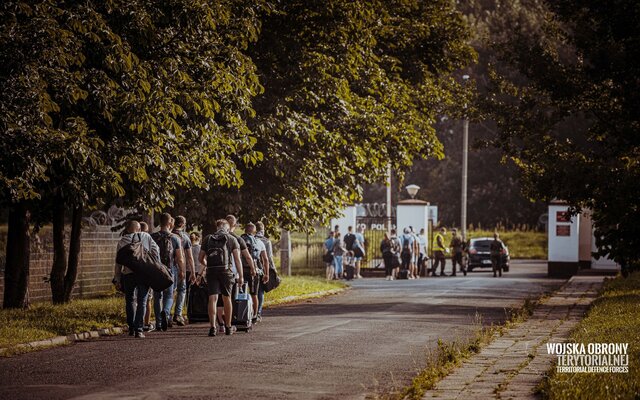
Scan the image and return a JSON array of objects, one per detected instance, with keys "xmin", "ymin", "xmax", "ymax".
[
  {"xmin": 232, "ymin": 283, "xmax": 253, "ymax": 332},
  {"xmin": 345, "ymin": 265, "xmax": 355, "ymax": 280},
  {"xmin": 187, "ymin": 280, "xmax": 209, "ymax": 323}
]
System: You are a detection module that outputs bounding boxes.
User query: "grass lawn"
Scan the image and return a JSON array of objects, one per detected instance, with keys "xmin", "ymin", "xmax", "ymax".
[
  {"xmin": 467, "ymin": 229, "xmax": 547, "ymax": 259},
  {"xmin": 537, "ymin": 272, "xmax": 640, "ymax": 399},
  {"xmin": 0, "ymin": 276, "xmax": 345, "ymax": 355},
  {"xmin": 0, "ymin": 297, "xmax": 124, "ymax": 350}
]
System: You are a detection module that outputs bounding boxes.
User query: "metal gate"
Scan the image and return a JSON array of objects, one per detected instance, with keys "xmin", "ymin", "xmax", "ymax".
[{"xmin": 356, "ymin": 217, "xmax": 395, "ymax": 269}]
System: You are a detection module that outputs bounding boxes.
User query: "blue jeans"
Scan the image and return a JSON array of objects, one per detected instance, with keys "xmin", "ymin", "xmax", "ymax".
[
  {"xmin": 257, "ymin": 283, "xmax": 265, "ymax": 317},
  {"xmin": 123, "ymin": 274, "xmax": 150, "ymax": 332},
  {"xmin": 173, "ymin": 272, "xmax": 187, "ymax": 319},
  {"xmin": 334, "ymin": 255, "xmax": 343, "ymax": 277},
  {"xmin": 154, "ymin": 265, "xmax": 177, "ymax": 327}
]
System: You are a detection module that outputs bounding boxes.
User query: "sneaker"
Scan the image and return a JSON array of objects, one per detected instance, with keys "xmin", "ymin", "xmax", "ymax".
[
  {"xmin": 167, "ymin": 318, "xmax": 173, "ymax": 328},
  {"xmin": 174, "ymin": 315, "xmax": 185, "ymax": 326},
  {"xmin": 161, "ymin": 312, "xmax": 168, "ymax": 331},
  {"xmin": 219, "ymin": 325, "xmax": 226, "ymax": 334},
  {"xmin": 251, "ymin": 317, "xmax": 258, "ymax": 324},
  {"xmin": 208, "ymin": 327, "xmax": 217, "ymax": 337},
  {"xmin": 357, "ymin": 274, "xmax": 363, "ymax": 279},
  {"xmin": 225, "ymin": 326, "xmax": 236, "ymax": 336},
  {"xmin": 256, "ymin": 314, "xmax": 262, "ymax": 323},
  {"xmin": 135, "ymin": 331, "xmax": 145, "ymax": 339},
  {"xmin": 128, "ymin": 328, "xmax": 135, "ymax": 336}
]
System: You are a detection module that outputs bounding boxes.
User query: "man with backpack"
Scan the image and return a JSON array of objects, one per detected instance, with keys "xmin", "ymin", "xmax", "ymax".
[
  {"xmin": 380, "ymin": 231, "xmax": 395, "ymax": 281},
  {"xmin": 151, "ymin": 213, "xmax": 185, "ymax": 332},
  {"xmin": 255, "ymin": 221, "xmax": 276, "ymax": 321},
  {"xmin": 172, "ymin": 215, "xmax": 197, "ymax": 326},
  {"xmin": 113, "ymin": 220, "xmax": 159, "ymax": 338},
  {"xmin": 344, "ymin": 226, "xmax": 367, "ymax": 278},
  {"xmin": 242, "ymin": 223, "xmax": 270, "ymax": 323},
  {"xmin": 198, "ymin": 218, "xmax": 244, "ymax": 336},
  {"xmin": 399, "ymin": 227, "xmax": 415, "ymax": 279}
]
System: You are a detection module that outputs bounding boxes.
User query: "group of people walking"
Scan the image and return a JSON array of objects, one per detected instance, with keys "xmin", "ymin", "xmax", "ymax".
[
  {"xmin": 113, "ymin": 213, "xmax": 277, "ymax": 338},
  {"xmin": 323, "ymin": 224, "xmax": 507, "ymax": 280}
]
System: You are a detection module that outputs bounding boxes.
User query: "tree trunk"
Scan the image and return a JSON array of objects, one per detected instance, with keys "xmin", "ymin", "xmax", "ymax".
[
  {"xmin": 62, "ymin": 204, "xmax": 83, "ymax": 302},
  {"xmin": 50, "ymin": 196, "xmax": 67, "ymax": 304},
  {"xmin": 3, "ymin": 203, "xmax": 31, "ymax": 308}
]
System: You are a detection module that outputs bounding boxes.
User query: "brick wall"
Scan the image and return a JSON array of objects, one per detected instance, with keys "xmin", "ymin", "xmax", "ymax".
[{"xmin": 0, "ymin": 225, "xmax": 121, "ymax": 305}]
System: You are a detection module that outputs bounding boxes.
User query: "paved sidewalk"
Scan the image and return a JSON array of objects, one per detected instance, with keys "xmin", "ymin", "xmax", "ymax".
[{"xmin": 423, "ymin": 275, "xmax": 605, "ymax": 400}]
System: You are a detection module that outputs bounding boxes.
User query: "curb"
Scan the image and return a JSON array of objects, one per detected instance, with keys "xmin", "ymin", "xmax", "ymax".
[
  {"xmin": 1, "ymin": 286, "xmax": 347, "ymax": 356},
  {"xmin": 264, "ymin": 287, "xmax": 348, "ymax": 307},
  {"xmin": 0, "ymin": 326, "xmax": 124, "ymax": 357}
]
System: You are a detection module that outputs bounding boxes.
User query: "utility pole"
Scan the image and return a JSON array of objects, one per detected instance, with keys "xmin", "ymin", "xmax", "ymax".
[
  {"xmin": 386, "ymin": 165, "xmax": 392, "ymax": 232},
  {"xmin": 461, "ymin": 74, "xmax": 470, "ymax": 241}
]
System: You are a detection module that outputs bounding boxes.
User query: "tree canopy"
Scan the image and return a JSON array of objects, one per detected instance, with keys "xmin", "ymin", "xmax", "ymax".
[{"xmin": 477, "ymin": 0, "xmax": 640, "ymax": 265}]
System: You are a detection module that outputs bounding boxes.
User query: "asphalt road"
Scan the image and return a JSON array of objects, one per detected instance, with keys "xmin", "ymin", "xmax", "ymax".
[{"xmin": 0, "ymin": 261, "xmax": 565, "ymax": 400}]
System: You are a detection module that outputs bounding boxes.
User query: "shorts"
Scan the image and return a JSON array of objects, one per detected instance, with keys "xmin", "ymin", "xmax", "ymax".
[
  {"xmin": 243, "ymin": 269, "xmax": 260, "ymax": 295},
  {"xmin": 216, "ymin": 282, "xmax": 237, "ymax": 307},
  {"xmin": 205, "ymin": 268, "xmax": 235, "ymax": 297}
]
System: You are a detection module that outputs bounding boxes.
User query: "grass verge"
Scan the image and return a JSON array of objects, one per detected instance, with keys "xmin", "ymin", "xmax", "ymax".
[
  {"xmin": 382, "ymin": 298, "xmax": 539, "ymax": 400},
  {"xmin": 536, "ymin": 272, "xmax": 640, "ymax": 399},
  {"xmin": 264, "ymin": 275, "xmax": 346, "ymax": 307},
  {"xmin": 0, "ymin": 275, "xmax": 346, "ymax": 356},
  {"xmin": 0, "ymin": 297, "xmax": 124, "ymax": 351}
]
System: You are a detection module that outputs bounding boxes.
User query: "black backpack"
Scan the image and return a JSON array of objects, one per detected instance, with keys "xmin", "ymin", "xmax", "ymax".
[
  {"xmin": 380, "ymin": 239, "xmax": 392, "ymax": 255},
  {"xmin": 205, "ymin": 233, "xmax": 229, "ymax": 269},
  {"xmin": 241, "ymin": 233, "xmax": 261, "ymax": 269},
  {"xmin": 151, "ymin": 231, "xmax": 174, "ymax": 269},
  {"xmin": 344, "ymin": 233, "xmax": 356, "ymax": 251},
  {"xmin": 401, "ymin": 236, "xmax": 412, "ymax": 254}
]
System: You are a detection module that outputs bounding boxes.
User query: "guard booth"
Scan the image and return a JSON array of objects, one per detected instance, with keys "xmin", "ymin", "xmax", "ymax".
[{"xmin": 548, "ymin": 201, "xmax": 619, "ymax": 277}]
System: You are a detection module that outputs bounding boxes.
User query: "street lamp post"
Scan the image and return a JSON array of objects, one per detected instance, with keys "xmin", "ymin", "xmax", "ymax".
[{"xmin": 461, "ymin": 74, "xmax": 470, "ymax": 241}]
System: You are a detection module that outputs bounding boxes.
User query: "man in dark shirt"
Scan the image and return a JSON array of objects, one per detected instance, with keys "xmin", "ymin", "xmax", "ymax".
[{"xmin": 199, "ymin": 219, "xmax": 244, "ymax": 336}]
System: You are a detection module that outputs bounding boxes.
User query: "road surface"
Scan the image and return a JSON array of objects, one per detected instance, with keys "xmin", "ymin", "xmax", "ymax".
[{"xmin": 0, "ymin": 261, "xmax": 565, "ymax": 399}]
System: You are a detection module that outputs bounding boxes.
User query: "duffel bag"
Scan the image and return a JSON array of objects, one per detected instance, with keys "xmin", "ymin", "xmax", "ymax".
[
  {"xmin": 115, "ymin": 234, "xmax": 173, "ymax": 291},
  {"xmin": 262, "ymin": 267, "xmax": 281, "ymax": 293}
]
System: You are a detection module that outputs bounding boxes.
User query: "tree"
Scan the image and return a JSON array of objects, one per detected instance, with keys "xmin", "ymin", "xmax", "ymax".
[
  {"xmin": 177, "ymin": 0, "xmax": 476, "ymax": 233},
  {"xmin": 1, "ymin": 0, "xmax": 264, "ymax": 305},
  {"xmin": 478, "ymin": 0, "xmax": 640, "ymax": 265}
]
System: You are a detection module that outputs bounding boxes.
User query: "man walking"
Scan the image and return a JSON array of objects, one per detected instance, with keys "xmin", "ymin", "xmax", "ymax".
[
  {"xmin": 490, "ymin": 232, "xmax": 506, "ymax": 278},
  {"xmin": 151, "ymin": 213, "xmax": 185, "ymax": 331},
  {"xmin": 324, "ymin": 231, "xmax": 335, "ymax": 281},
  {"xmin": 243, "ymin": 223, "xmax": 270, "ymax": 322},
  {"xmin": 172, "ymin": 215, "xmax": 196, "ymax": 326},
  {"xmin": 450, "ymin": 228, "xmax": 466, "ymax": 276},
  {"xmin": 399, "ymin": 228, "xmax": 415, "ymax": 278},
  {"xmin": 416, "ymin": 228, "xmax": 428, "ymax": 277},
  {"xmin": 113, "ymin": 220, "xmax": 159, "ymax": 338},
  {"xmin": 354, "ymin": 226, "xmax": 366, "ymax": 278},
  {"xmin": 255, "ymin": 221, "xmax": 275, "ymax": 320},
  {"xmin": 431, "ymin": 227, "xmax": 448, "ymax": 276},
  {"xmin": 199, "ymin": 219, "xmax": 244, "ymax": 336}
]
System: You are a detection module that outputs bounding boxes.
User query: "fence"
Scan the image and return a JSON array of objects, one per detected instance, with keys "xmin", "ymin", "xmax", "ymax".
[{"xmin": 0, "ymin": 225, "xmax": 121, "ymax": 306}]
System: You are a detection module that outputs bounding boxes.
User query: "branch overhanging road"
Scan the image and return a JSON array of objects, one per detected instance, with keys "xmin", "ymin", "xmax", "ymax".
[{"xmin": 0, "ymin": 261, "xmax": 565, "ymax": 400}]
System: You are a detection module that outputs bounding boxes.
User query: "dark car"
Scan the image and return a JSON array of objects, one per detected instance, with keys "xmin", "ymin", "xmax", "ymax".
[{"xmin": 466, "ymin": 237, "xmax": 510, "ymax": 272}]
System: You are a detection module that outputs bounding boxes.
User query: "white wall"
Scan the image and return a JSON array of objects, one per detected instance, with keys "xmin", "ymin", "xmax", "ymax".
[
  {"xmin": 397, "ymin": 203, "xmax": 429, "ymax": 253},
  {"xmin": 548, "ymin": 205, "xmax": 580, "ymax": 262}
]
